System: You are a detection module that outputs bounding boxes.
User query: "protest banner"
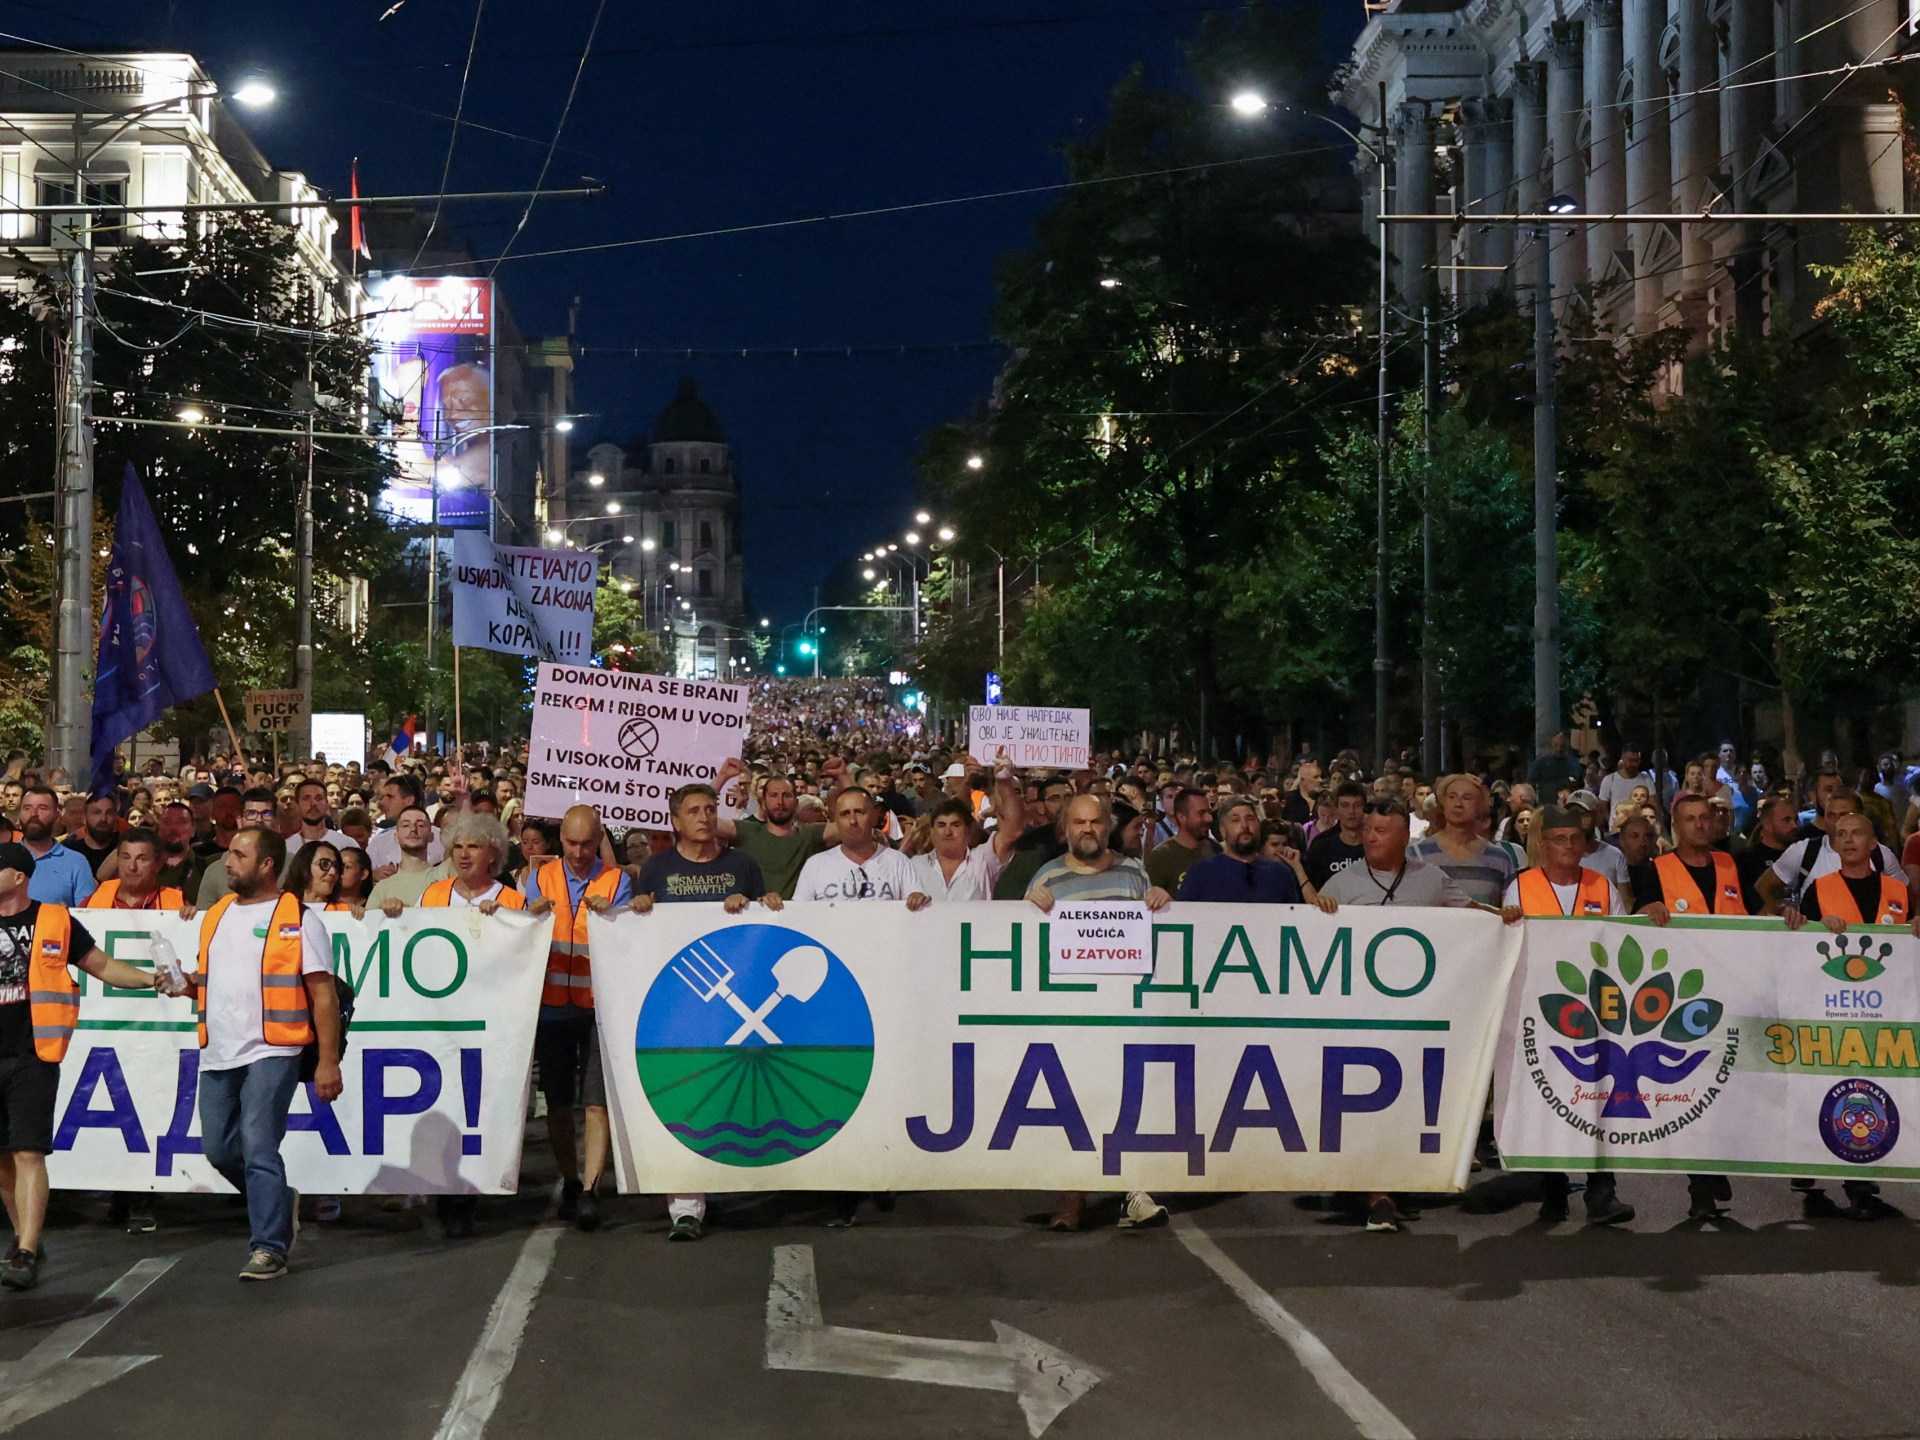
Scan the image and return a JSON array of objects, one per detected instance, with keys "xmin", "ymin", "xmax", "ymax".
[
  {"xmin": 244, "ymin": 688, "xmax": 305, "ymax": 735},
  {"xmin": 967, "ymin": 705, "xmax": 1091, "ymax": 769},
  {"xmin": 591, "ymin": 901, "xmax": 1520, "ymax": 1194},
  {"xmin": 523, "ymin": 665, "xmax": 749, "ymax": 828},
  {"xmin": 1494, "ymin": 916, "xmax": 1920, "ymax": 1180},
  {"xmin": 311, "ymin": 711, "xmax": 367, "ymax": 765},
  {"xmin": 48, "ymin": 908, "xmax": 550, "ymax": 1194},
  {"xmin": 451, "ymin": 531, "xmax": 599, "ymax": 661}
]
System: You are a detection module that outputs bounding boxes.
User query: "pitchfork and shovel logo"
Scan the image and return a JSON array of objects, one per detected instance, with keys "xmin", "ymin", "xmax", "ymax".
[{"xmin": 634, "ymin": 925, "xmax": 875, "ymax": 1168}]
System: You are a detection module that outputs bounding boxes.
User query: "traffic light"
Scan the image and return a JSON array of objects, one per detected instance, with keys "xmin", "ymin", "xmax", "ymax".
[
  {"xmin": 776, "ymin": 664, "xmax": 787, "ymax": 675},
  {"xmin": 797, "ymin": 639, "xmax": 815, "ymax": 656}
]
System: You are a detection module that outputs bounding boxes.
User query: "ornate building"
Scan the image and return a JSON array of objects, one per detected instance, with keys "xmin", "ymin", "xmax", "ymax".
[
  {"xmin": 1337, "ymin": 0, "xmax": 1909, "ymax": 350},
  {"xmin": 570, "ymin": 379, "xmax": 748, "ymax": 679}
]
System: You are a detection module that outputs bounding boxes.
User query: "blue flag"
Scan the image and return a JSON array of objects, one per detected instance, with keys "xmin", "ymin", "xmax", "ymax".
[{"xmin": 90, "ymin": 464, "xmax": 216, "ymax": 793}]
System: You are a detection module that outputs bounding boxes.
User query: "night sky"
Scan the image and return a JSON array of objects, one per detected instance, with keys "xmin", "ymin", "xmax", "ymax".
[{"xmin": 1, "ymin": 0, "xmax": 1362, "ymax": 621}]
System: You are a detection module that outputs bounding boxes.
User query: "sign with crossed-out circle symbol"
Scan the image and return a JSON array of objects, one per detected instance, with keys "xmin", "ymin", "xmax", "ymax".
[{"xmin": 618, "ymin": 716, "xmax": 660, "ymax": 758}]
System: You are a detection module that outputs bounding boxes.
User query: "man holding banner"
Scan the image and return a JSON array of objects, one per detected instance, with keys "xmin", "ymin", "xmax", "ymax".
[{"xmin": 0, "ymin": 841, "xmax": 183, "ymax": 1292}]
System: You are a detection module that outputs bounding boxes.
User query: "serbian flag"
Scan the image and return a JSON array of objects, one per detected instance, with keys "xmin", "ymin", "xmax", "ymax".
[
  {"xmin": 349, "ymin": 159, "xmax": 370, "ymax": 259},
  {"xmin": 391, "ymin": 714, "xmax": 418, "ymax": 754}
]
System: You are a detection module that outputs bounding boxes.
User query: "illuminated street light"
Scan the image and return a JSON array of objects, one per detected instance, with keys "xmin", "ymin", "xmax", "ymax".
[
  {"xmin": 862, "ymin": 568, "xmax": 876, "ymax": 581},
  {"xmin": 640, "ymin": 537, "xmax": 656, "ymax": 552},
  {"xmin": 232, "ymin": 78, "xmax": 277, "ymax": 108},
  {"xmin": 605, "ymin": 500, "xmax": 621, "ymax": 515},
  {"xmin": 554, "ymin": 418, "xmax": 575, "ymax": 434},
  {"xmin": 914, "ymin": 510, "xmax": 931, "ymax": 525},
  {"xmin": 177, "ymin": 405, "xmax": 205, "ymax": 424},
  {"xmin": 904, "ymin": 531, "xmax": 921, "ymax": 546},
  {"xmin": 965, "ymin": 454, "xmax": 984, "ymax": 471},
  {"xmin": 1229, "ymin": 89, "xmax": 1268, "ymax": 117},
  {"xmin": 1098, "ymin": 276, "xmax": 1123, "ymax": 289},
  {"xmin": 545, "ymin": 528, "xmax": 562, "ymax": 544},
  {"xmin": 937, "ymin": 526, "xmax": 955, "ymax": 542},
  {"xmin": 587, "ymin": 472, "xmax": 605, "ymax": 487}
]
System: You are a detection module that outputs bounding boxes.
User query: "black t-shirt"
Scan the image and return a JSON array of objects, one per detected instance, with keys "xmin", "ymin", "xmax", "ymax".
[
  {"xmin": 0, "ymin": 903, "xmax": 97, "ymax": 1062},
  {"xmin": 63, "ymin": 832, "xmax": 115, "ymax": 878},
  {"xmin": 1800, "ymin": 873, "xmax": 1888, "ymax": 924},
  {"xmin": 1629, "ymin": 858, "xmax": 1756, "ymax": 915},
  {"xmin": 1305, "ymin": 831, "xmax": 1366, "ymax": 890},
  {"xmin": 634, "ymin": 845, "xmax": 766, "ymax": 904}
]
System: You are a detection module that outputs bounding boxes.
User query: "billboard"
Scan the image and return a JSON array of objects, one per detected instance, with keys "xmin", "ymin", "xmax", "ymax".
[{"xmin": 367, "ymin": 276, "xmax": 494, "ymax": 530}]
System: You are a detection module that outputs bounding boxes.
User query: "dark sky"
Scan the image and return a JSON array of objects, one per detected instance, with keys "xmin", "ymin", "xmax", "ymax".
[{"xmin": 3, "ymin": 0, "xmax": 1361, "ymax": 621}]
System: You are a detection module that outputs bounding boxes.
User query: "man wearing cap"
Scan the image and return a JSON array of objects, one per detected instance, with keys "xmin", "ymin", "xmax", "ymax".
[
  {"xmin": 1563, "ymin": 789, "xmax": 1632, "ymax": 906},
  {"xmin": 0, "ymin": 841, "xmax": 182, "ymax": 1289},
  {"xmin": 1498, "ymin": 806, "xmax": 1634, "ymax": 1227}
]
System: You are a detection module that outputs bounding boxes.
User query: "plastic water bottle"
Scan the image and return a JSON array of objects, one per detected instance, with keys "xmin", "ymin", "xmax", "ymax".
[{"xmin": 150, "ymin": 935, "xmax": 187, "ymax": 993}]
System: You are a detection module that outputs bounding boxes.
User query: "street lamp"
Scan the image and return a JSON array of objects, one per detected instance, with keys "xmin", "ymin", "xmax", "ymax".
[
  {"xmin": 587, "ymin": 472, "xmax": 605, "ymax": 487},
  {"xmin": 1233, "ymin": 86, "xmax": 1391, "ymax": 769},
  {"xmin": 965, "ymin": 454, "xmax": 984, "ymax": 471},
  {"xmin": 640, "ymin": 537, "xmax": 656, "ymax": 552},
  {"xmin": 914, "ymin": 510, "xmax": 931, "ymax": 525},
  {"xmin": 232, "ymin": 77, "xmax": 277, "ymax": 108}
]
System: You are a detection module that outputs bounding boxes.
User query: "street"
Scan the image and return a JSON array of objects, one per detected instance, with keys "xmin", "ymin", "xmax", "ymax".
[{"xmin": 9, "ymin": 1145, "xmax": 1920, "ymax": 1440}]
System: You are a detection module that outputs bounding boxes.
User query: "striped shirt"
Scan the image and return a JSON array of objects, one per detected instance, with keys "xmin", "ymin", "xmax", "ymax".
[
  {"xmin": 1028, "ymin": 855, "xmax": 1153, "ymax": 903},
  {"xmin": 1405, "ymin": 835, "xmax": 1516, "ymax": 908}
]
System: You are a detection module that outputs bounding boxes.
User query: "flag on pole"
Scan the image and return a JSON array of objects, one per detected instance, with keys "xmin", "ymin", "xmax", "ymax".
[
  {"xmin": 90, "ymin": 465, "xmax": 216, "ymax": 793},
  {"xmin": 390, "ymin": 714, "xmax": 418, "ymax": 755},
  {"xmin": 350, "ymin": 159, "xmax": 371, "ymax": 260}
]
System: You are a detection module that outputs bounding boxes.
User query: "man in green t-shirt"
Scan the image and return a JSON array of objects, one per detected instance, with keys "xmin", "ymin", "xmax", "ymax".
[{"xmin": 721, "ymin": 768, "xmax": 828, "ymax": 899}]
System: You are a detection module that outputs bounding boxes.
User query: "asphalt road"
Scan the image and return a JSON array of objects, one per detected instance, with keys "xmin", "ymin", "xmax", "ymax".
[{"xmin": 9, "ymin": 1150, "xmax": 1920, "ymax": 1440}]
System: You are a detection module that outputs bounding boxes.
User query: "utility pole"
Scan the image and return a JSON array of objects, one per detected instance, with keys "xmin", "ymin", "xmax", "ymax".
[
  {"xmin": 51, "ymin": 111, "xmax": 96, "ymax": 784},
  {"xmin": 1371, "ymin": 80, "xmax": 1392, "ymax": 775},
  {"xmin": 295, "ymin": 344, "xmax": 316, "ymax": 758},
  {"xmin": 1420, "ymin": 305, "xmax": 1438, "ymax": 777},
  {"xmin": 1532, "ymin": 213, "xmax": 1561, "ymax": 754}
]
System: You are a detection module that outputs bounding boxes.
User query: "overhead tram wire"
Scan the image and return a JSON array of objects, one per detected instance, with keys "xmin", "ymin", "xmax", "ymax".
[
  {"xmin": 410, "ymin": 0, "xmax": 488, "ymax": 274},
  {"xmin": 491, "ymin": 0, "xmax": 606, "ymax": 274}
]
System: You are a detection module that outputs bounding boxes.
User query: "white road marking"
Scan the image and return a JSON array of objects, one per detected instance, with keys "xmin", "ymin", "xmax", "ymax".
[
  {"xmin": 432, "ymin": 1224, "xmax": 564, "ymax": 1440},
  {"xmin": 766, "ymin": 1243, "xmax": 1101, "ymax": 1438},
  {"xmin": 1173, "ymin": 1216, "xmax": 1414, "ymax": 1440},
  {"xmin": 0, "ymin": 1255, "xmax": 178, "ymax": 1432}
]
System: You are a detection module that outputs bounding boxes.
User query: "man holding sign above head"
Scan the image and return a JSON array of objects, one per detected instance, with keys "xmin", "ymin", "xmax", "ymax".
[
  {"xmin": 1026, "ymin": 794, "xmax": 1172, "ymax": 1233},
  {"xmin": 627, "ymin": 781, "xmax": 784, "ymax": 1242},
  {"xmin": 521, "ymin": 804, "xmax": 631, "ymax": 1233}
]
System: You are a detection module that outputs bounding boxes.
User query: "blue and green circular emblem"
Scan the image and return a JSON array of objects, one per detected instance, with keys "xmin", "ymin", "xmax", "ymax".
[{"xmin": 634, "ymin": 925, "xmax": 873, "ymax": 1168}]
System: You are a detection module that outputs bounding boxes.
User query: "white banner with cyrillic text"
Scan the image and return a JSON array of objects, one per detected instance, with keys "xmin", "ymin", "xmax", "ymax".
[
  {"xmin": 1494, "ymin": 916, "xmax": 1920, "ymax": 1180},
  {"xmin": 525, "ymin": 666, "xmax": 748, "ymax": 828},
  {"xmin": 592, "ymin": 902, "xmax": 1521, "ymax": 1193},
  {"xmin": 48, "ymin": 908, "xmax": 550, "ymax": 1194},
  {"xmin": 967, "ymin": 705, "xmax": 1090, "ymax": 769}
]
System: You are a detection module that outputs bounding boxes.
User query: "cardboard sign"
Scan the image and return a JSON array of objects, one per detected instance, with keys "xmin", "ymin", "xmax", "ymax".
[
  {"xmin": 1050, "ymin": 900, "xmax": 1152, "ymax": 974},
  {"xmin": 245, "ymin": 688, "xmax": 305, "ymax": 734},
  {"xmin": 450, "ymin": 532, "xmax": 598, "ymax": 661},
  {"xmin": 968, "ymin": 704, "xmax": 1090, "ymax": 769},
  {"xmin": 524, "ymin": 665, "xmax": 749, "ymax": 827}
]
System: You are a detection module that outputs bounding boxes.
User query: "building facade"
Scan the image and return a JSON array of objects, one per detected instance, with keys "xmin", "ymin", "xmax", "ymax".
[
  {"xmin": 570, "ymin": 379, "xmax": 749, "ymax": 679},
  {"xmin": 1337, "ymin": 0, "xmax": 1910, "ymax": 348}
]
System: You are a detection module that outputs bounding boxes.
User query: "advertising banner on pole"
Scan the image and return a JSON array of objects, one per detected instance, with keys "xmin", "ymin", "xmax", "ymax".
[
  {"xmin": 450, "ymin": 531, "xmax": 598, "ymax": 661},
  {"xmin": 591, "ymin": 902, "xmax": 1521, "ymax": 1194},
  {"xmin": 523, "ymin": 665, "xmax": 749, "ymax": 828},
  {"xmin": 967, "ymin": 705, "xmax": 1090, "ymax": 769},
  {"xmin": 1494, "ymin": 917, "xmax": 1920, "ymax": 1180},
  {"xmin": 47, "ymin": 908, "xmax": 550, "ymax": 1194},
  {"xmin": 367, "ymin": 275, "xmax": 494, "ymax": 530}
]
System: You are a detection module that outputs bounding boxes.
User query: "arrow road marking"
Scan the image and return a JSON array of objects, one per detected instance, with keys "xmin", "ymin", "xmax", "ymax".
[
  {"xmin": 0, "ymin": 1255, "xmax": 178, "ymax": 1433},
  {"xmin": 765, "ymin": 1244, "xmax": 1102, "ymax": 1438}
]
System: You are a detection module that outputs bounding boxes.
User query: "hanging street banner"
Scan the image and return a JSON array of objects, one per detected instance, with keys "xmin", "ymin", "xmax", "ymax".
[
  {"xmin": 967, "ymin": 705, "xmax": 1091, "ymax": 769},
  {"xmin": 451, "ymin": 531, "xmax": 599, "ymax": 661},
  {"xmin": 524, "ymin": 665, "xmax": 749, "ymax": 828},
  {"xmin": 590, "ymin": 902, "xmax": 1521, "ymax": 1194},
  {"xmin": 1494, "ymin": 917, "xmax": 1920, "ymax": 1180},
  {"xmin": 47, "ymin": 909, "xmax": 550, "ymax": 1195},
  {"xmin": 244, "ymin": 688, "xmax": 305, "ymax": 735}
]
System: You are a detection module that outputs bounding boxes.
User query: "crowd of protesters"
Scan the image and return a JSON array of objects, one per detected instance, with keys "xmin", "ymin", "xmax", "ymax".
[{"xmin": 1, "ymin": 682, "xmax": 1917, "ymax": 1285}]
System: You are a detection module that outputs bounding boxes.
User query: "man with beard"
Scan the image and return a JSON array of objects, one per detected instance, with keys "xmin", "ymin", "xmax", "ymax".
[
  {"xmin": 1177, "ymin": 796, "xmax": 1305, "ymax": 902},
  {"xmin": 16, "ymin": 788, "xmax": 94, "ymax": 907},
  {"xmin": 64, "ymin": 792, "xmax": 122, "ymax": 879},
  {"xmin": 1026, "ymin": 794, "xmax": 1174, "ymax": 1232},
  {"xmin": 992, "ymin": 772, "xmax": 1075, "ymax": 900},
  {"xmin": 154, "ymin": 802, "xmax": 205, "ymax": 897},
  {"xmin": 285, "ymin": 779, "xmax": 352, "ymax": 862},
  {"xmin": 720, "ymin": 762, "xmax": 827, "ymax": 899}
]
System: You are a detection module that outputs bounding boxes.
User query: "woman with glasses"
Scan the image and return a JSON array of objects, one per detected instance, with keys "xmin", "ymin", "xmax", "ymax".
[{"xmin": 284, "ymin": 841, "xmax": 345, "ymax": 912}]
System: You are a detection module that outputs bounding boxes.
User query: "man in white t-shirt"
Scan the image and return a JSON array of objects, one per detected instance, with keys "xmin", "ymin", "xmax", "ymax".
[
  {"xmin": 1759, "ymin": 789, "xmax": 1903, "ymax": 913},
  {"xmin": 792, "ymin": 787, "xmax": 931, "ymax": 907},
  {"xmin": 283, "ymin": 779, "xmax": 353, "ymax": 863},
  {"xmin": 1595, "ymin": 746, "xmax": 1657, "ymax": 828},
  {"xmin": 195, "ymin": 826, "xmax": 342, "ymax": 1282},
  {"xmin": 911, "ymin": 760, "xmax": 1023, "ymax": 902}
]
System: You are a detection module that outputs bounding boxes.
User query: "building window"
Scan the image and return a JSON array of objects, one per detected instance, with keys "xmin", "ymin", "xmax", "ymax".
[
  {"xmin": 37, "ymin": 178, "xmax": 124, "ymax": 245},
  {"xmin": 699, "ymin": 520, "xmax": 714, "ymax": 551},
  {"xmin": 663, "ymin": 456, "xmax": 676, "ymax": 474},
  {"xmin": 700, "ymin": 457, "xmax": 711, "ymax": 474},
  {"xmin": 660, "ymin": 520, "xmax": 676, "ymax": 551},
  {"xmin": 698, "ymin": 568, "xmax": 713, "ymax": 597}
]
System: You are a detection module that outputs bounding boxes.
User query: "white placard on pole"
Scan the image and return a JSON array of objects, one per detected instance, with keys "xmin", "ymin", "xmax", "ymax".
[
  {"xmin": 450, "ymin": 531, "xmax": 598, "ymax": 662},
  {"xmin": 967, "ymin": 704, "xmax": 1091, "ymax": 769}
]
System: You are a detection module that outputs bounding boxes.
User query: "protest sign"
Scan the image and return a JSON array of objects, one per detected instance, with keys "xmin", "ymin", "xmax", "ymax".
[
  {"xmin": 968, "ymin": 705, "xmax": 1090, "ymax": 769},
  {"xmin": 245, "ymin": 688, "xmax": 304, "ymax": 735},
  {"xmin": 311, "ymin": 712, "xmax": 367, "ymax": 765},
  {"xmin": 48, "ymin": 908, "xmax": 549, "ymax": 1194},
  {"xmin": 1495, "ymin": 916, "xmax": 1920, "ymax": 1180},
  {"xmin": 523, "ymin": 665, "xmax": 749, "ymax": 828},
  {"xmin": 1051, "ymin": 901, "xmax": 1151, "ymax": 975},
  {"xmin": 592, "ymin": 901, "xmax": 1520, "ymax": 1194},
  {"xmin": 450, "ymin": 531, "xmax": 598, "ymax": 661}
]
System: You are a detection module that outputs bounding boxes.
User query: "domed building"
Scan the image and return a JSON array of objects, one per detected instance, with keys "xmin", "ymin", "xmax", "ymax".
[{"xmin": 569, "ymin": 378, "xmax": 749, "ymax": 679}]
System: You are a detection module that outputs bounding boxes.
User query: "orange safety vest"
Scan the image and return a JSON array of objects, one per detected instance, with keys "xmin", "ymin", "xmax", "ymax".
[
  {"xmin": 421, "ymin": 877, "xmax": 526, "ymax": 910},
  {"xmin": 194, "ymin": 891, "xmax": 313, "ymax": 1050},
  {"xmin": 1515, "ymin": 866, "xmax": 1613, "ymax": 917},
  {"xmin": 535, "ymin": 859, "xmax": 622, "ymax": 1008},
  {"xmin": 26, "ymin": 904, "xmax": 78, "ymax": 1064},
  {"xmin": 85, "ymin": 880, "xmax": 185, "ymax": 911},
  {"xmin": 1652, "ymin": 851, "xmax": 1747, "ymax": 916},
  {"xmin": 1811, "ymin": 870, "xmax": 1909, "ymax": 925}
]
